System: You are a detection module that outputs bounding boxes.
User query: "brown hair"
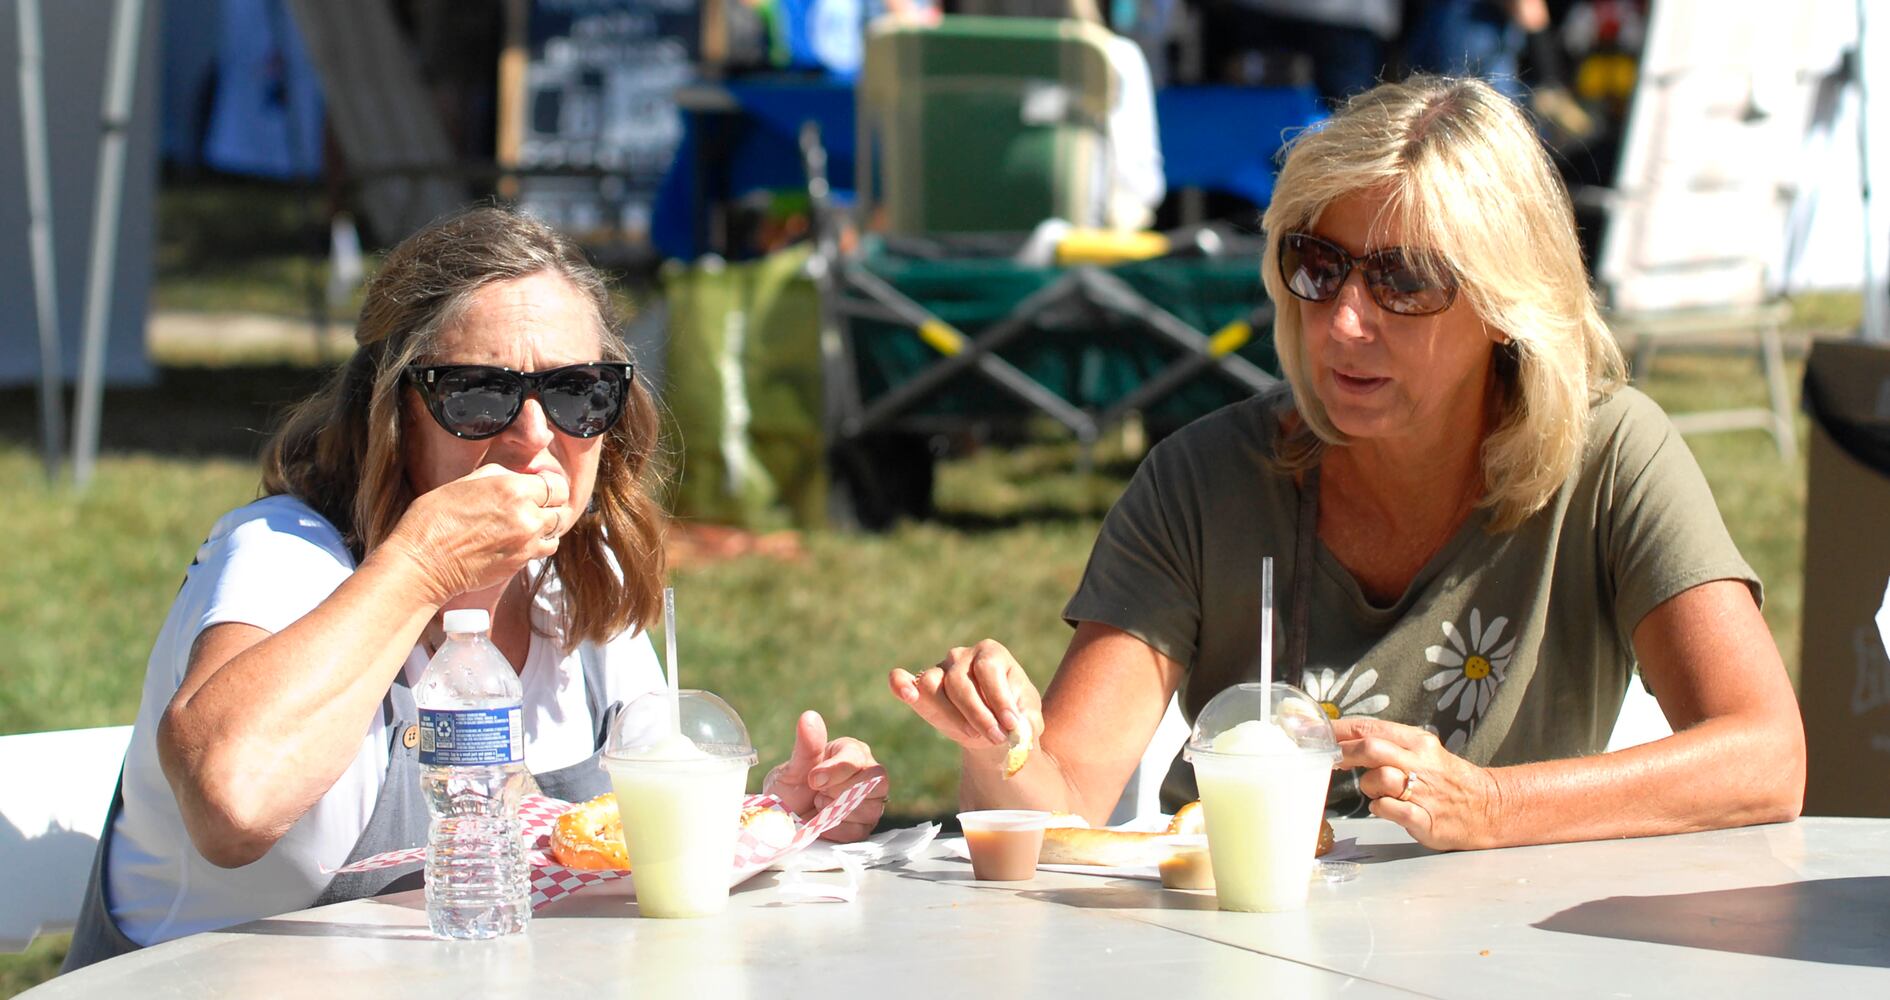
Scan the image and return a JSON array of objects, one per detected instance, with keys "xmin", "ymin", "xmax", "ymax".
[
  {"xmin": 260, "ymin": 206, "xmax": 666, "ymax": 647},
  {"xmin": 1261, "ymin": 76, "xmax": 1627, "ymax": 531}
]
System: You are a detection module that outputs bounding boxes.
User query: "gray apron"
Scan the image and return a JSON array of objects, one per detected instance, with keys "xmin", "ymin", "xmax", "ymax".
[{"xmin": 63, "ymin": 645, "xmax": 618, "ymax": 973}]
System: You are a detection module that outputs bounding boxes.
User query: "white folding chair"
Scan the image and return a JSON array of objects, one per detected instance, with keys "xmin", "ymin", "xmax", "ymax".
[
  {"xmin": 1107, "ymin": 695, "xmax": 1190, "ymax": 827},
  {"xmin": 1605, "ymin": 674, "xmax": 1675, "ymax": 752},
  {"xmin": 1593, "ymin": 0, "xmax": 1838, "ymax": 463},
  {"xmin": 0, "ymin": 726, "xmax": 132, "ymax": 951}
]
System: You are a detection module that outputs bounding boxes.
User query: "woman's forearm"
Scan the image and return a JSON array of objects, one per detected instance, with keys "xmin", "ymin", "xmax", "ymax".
[
  {"xmin": 158, "ymin": 545, "xmax": 444, "ymax": 867},
  {"xmin": 1483, "ymin": 708, "xmax": 1804, "ymax": 848},
  {"xmin": 956, "ymin": 743, "xmax": 1085, "ymax": 817},
  {"xmin": 956, "ymin": 625, "xmax": 1181, "ymax": 825}
]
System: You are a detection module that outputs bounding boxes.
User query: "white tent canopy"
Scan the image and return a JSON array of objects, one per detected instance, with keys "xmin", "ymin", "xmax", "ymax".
[
  {"xmin": 0, "ymin": 0, "xmax": 156, "ymax": 389},
  {"xmin": 1598, "ymin": 0, "xmax": 1887, "ymax": 340}
]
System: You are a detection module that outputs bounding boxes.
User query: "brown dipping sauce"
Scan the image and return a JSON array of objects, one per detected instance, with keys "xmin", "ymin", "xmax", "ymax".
[
  {"xmin": 965, "ymin": 826, "xmax": 1045, "ymax": 881},
  {"xmin": 1158, "ymin": 846, "xmax": 1215, "ymax": 890}
]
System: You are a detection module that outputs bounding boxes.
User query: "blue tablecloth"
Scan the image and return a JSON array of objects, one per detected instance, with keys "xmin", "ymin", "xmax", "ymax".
[{"xmin": 651, "ymin": 79, "xmax": 1324, "ymax": 259}]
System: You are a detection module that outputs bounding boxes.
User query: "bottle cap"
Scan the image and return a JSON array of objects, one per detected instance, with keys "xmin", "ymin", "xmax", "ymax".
[{"xmin": 441, "ymin": 609, "xmax": 491, "ymax": 635}]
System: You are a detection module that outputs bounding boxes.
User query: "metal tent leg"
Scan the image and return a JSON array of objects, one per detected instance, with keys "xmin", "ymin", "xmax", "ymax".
[{"xmin": 1758, "ymin": 314, "xmax": 1797, "ymax": 462}]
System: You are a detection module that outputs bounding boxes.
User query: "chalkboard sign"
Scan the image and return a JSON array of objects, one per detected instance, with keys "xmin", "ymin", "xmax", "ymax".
[{"xmin": 515, "ymin": 0, "xmax": 701, "ymax": 242}]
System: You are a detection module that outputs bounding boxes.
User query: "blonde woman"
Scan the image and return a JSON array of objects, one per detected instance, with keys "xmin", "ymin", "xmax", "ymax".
[
  {"xmin": 890, "ymin": 76, "xmax": 1803, "ymax": 849},
  {"xmin": 66, "ymin": 208, "xmax": 886, "ymax": 970}
]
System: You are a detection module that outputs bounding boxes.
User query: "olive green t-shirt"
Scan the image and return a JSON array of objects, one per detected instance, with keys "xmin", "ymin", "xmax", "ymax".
[{"xmin": 1063, "ymin": 385, "xmax": 1760, "ymax": 811}]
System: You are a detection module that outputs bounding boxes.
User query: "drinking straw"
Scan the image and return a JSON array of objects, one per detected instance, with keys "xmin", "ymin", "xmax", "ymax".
[
  {"xmin": 1259, "ymin": 556, "xmax": 1274, "ymax": 721},
  {"xmin": 663, "ymin": 586, "xmax": 680, "ymax": 734}
]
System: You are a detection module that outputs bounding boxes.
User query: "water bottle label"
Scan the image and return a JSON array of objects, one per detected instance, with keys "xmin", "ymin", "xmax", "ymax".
[{"xmin": 418, "ymin": 707, "xmax": 524, "ymax": 767}]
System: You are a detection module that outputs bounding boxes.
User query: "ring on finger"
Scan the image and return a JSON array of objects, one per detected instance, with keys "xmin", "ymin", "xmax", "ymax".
[
  {"xmin": 536, "ymin": 471, "xmax": 553, "ymax": 507},
  {"xmin": 1397, "ymin": 769, "xmax": 1418, "ymax": 802}
]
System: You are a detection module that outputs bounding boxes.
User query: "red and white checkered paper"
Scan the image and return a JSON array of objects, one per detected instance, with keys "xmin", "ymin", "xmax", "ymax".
[{"xmin": 334, "ymin": 775, "xmax": 883, "ymax": 910}]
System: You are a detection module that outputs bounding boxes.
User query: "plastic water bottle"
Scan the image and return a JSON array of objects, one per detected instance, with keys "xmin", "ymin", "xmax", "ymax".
[{"xmin": 416, "ymin": 608, "xmax": 529, "ymax": 939}]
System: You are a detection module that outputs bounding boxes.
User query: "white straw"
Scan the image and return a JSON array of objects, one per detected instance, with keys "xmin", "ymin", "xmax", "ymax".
[
  {"xmin": 663, "ymin": 586, "xmax": 680, "ymax": 734},
  {"xmin": 1260, "ymin": 556, "xmax": 1274, "ymax": 721}
]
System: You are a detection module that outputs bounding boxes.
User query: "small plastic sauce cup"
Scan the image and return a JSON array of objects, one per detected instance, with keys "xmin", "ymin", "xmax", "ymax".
[
  {"xmin": 1155, "ymin": 834, "xmax": 1215, "ymax": 890},
  {"xmin": 957, "ymin": 810, "xmax": 1051, "ymax": 881}
]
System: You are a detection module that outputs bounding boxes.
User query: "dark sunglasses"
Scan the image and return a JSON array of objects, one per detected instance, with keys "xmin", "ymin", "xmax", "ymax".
[
  {"xmin": 404, "ymin": 362, "xmax": 634, "ymax": 440},
  {"xmin": 1278, "ymin": 232, "xmax": 1459, "ymax": 316}
]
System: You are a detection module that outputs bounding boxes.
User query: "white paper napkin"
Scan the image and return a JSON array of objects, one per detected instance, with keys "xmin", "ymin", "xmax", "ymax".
[
  {"xmin": 769, "ymin": 822, "xmax": 940, "ymax": 873},
  {"xmin": 767, "ymin": 823, "xmax": 942, "ymax": 902}
]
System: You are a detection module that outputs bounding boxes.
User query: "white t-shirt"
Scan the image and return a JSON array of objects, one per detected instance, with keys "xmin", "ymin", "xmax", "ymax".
[{"xmin": 106, "ymin": 495, "xmax": 665, "ymax": 946}]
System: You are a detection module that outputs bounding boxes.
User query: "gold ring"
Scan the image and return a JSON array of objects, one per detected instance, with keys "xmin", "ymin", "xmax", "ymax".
[{"xmin": 1397, "ymin": 769, "xmax": 1418, "ymax": 802}]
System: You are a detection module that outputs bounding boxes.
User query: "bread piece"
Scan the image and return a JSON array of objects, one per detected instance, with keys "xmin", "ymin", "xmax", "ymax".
[
  {"xmin": 1169, "ymin": 801, "xmax": 1205, "ymax": 836},
  {"xmin": 551, "ymin": 793, "xmax": 630, "ymax": 870},
  {"xmin": 551, "ymin": 795, "xmax": 807, "ymax": 870},
  {"xmin": 1037, "ymin": 803, "xmax": 1336, "ymax": 866},
  {"xmin": 1039, "ymin": 827, "xmax": 1172, "ymax": 867},
  {"xmin": 1003, "ymin": 724, "xmax": 1032, "ymax": 779},
  {"xmin": 741, "ymin": 803, "xmax": 799, "ymax": 851}
]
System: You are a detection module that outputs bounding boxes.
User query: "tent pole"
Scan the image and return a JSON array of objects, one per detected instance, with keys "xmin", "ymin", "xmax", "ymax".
[
  {"xmin": 1860, "ymin": 0, "xmax": 1885, "ymax": 343},
  {"xmin": 71, "ymin": 0, "xmax": 147, "ymax": 488},
  {"xmin": 18, "ymin": 0, "xmax": 64, "ymax": 482}
]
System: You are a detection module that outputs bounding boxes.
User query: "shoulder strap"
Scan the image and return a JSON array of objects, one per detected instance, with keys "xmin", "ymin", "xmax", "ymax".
[
  {"xmin": 1285, "ymin": 464, "xmax": 1318, "ymax": 688},
  {"xmin": 579, "ymin": 641, "xmax": 611, "ymax": 746}
]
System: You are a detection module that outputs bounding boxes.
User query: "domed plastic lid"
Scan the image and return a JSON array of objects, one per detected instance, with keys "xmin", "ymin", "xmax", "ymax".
[
  {"xmin": 602, "ymin": 689, "xmax": 758, "ymax": 765},
  {"xmin": 1182, "ymin": 682, "xmax": 1339, "ymax": 762}
]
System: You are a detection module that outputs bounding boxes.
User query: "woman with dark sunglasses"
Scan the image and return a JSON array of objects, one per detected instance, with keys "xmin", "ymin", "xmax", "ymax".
[
  {"xmin": 65, "ymin": 208, "xmax": 887, "ymax": 968},
  {"xmin": 893, "ymin": 75, "xmax": 1804, "ymax": 851}
]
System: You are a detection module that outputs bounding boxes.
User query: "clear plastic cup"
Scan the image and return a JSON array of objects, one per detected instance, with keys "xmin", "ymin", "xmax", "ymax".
[
  {"xmin": 956, "ymin": 810, "xmax": 1052, "ymax": 881},
  {"xmin": 1183, "ymin": 682, "xmax": 1339, "ymax": 912},
  {"xmin": 601, "ymin": 690, "xmax": 758, "ymax": 918}
]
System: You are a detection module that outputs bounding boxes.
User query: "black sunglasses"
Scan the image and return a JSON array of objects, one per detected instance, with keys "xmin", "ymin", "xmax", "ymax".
[
  {"xmin": 1278, "ymin": 232, "xmax": 1459, "ymax": 316},
  {"xmin": 404, "ymin": 362, "xmax": 634, "ymax": 440}
]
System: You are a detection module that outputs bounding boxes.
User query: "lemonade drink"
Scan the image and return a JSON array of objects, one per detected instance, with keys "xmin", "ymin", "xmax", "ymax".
[
  {"xmin": 606, "ymin": 732, "xmax": 751, "ymax": 918},
  {"xmin": 1192, "ymin": 719, "xmax": 1335, "ymax": 912}
]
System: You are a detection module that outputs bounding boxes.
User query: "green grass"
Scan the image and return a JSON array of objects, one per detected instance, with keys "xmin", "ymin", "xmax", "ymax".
[
  {"xmin": 0, "ymin": 450, "xmax": 259, "ymax": 732},
  {"xmin": 1787, "ymin": 290, "xmax": 1866, "ymax": 335},
  {"xmin": 0, "ymin": 936, "xmax": 66, "ymax": 997},
  {"xmin": 150, "ymin": 182, "xmax": 654, "ymax": 322},
  {"xmin": 1631, "ymin": 352, "xmax": 1809, "ymax": 688},
  {"xmin": 154, "ymin": 182, "xmax": 350, "ymax": 317},
  {"xmin": 0, "ymin": 349, "xmax": 1813, "ymax": 996}
]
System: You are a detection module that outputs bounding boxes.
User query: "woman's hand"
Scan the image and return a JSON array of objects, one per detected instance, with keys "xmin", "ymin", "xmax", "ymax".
[
  {"xmin": 888, "ymin": 639, "xmax": 1044, "ymax": 751},
  {"xmin": 763, "ymin": 711, "xmax": 889, "ymax": 843},
  {"xmin": 378, "ymin": 464, "xmax": 569, "ymax": 604},
  {"xmin": 1333, "ymin": 717, "xmax": 1506, "ymax": 851}
]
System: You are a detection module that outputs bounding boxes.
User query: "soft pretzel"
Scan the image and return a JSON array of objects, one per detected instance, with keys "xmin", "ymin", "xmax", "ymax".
[
  {"xmin": 1036, "ymin": 803, "xmax": 1335, "ymax": 866},
  {"xmin": 1038, "ymin": 826, "xmax": 1172, "ymax": 866},
  {"xmin": 550, "ymin": 795, "xmax": 804, "ymax": 871},
  {"xmin": 551, "ymin": 793, "xmax": 631, "ymax": 870},
  {"xmin": 742, "ymin": 803, "xmax": 799, "ymax": 852}
]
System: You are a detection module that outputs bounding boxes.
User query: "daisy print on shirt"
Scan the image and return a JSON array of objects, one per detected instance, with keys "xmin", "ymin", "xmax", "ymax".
[
  {"xmin": 1422, "ymin": 608, "xmax": 1516, "ymax": 743},
  {"xmin": 1302, "ymin": 664, "xmax": 1390, "ymax": 720}
]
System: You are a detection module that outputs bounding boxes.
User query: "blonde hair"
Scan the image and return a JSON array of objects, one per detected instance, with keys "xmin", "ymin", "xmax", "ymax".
[
  {"xmin": 1261, "ymin": 75, "xmax": 1626, "ymax": 531},
  {"xmin": 261, "ymin": 206, "xmax": 666, "ymax": 648}
]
